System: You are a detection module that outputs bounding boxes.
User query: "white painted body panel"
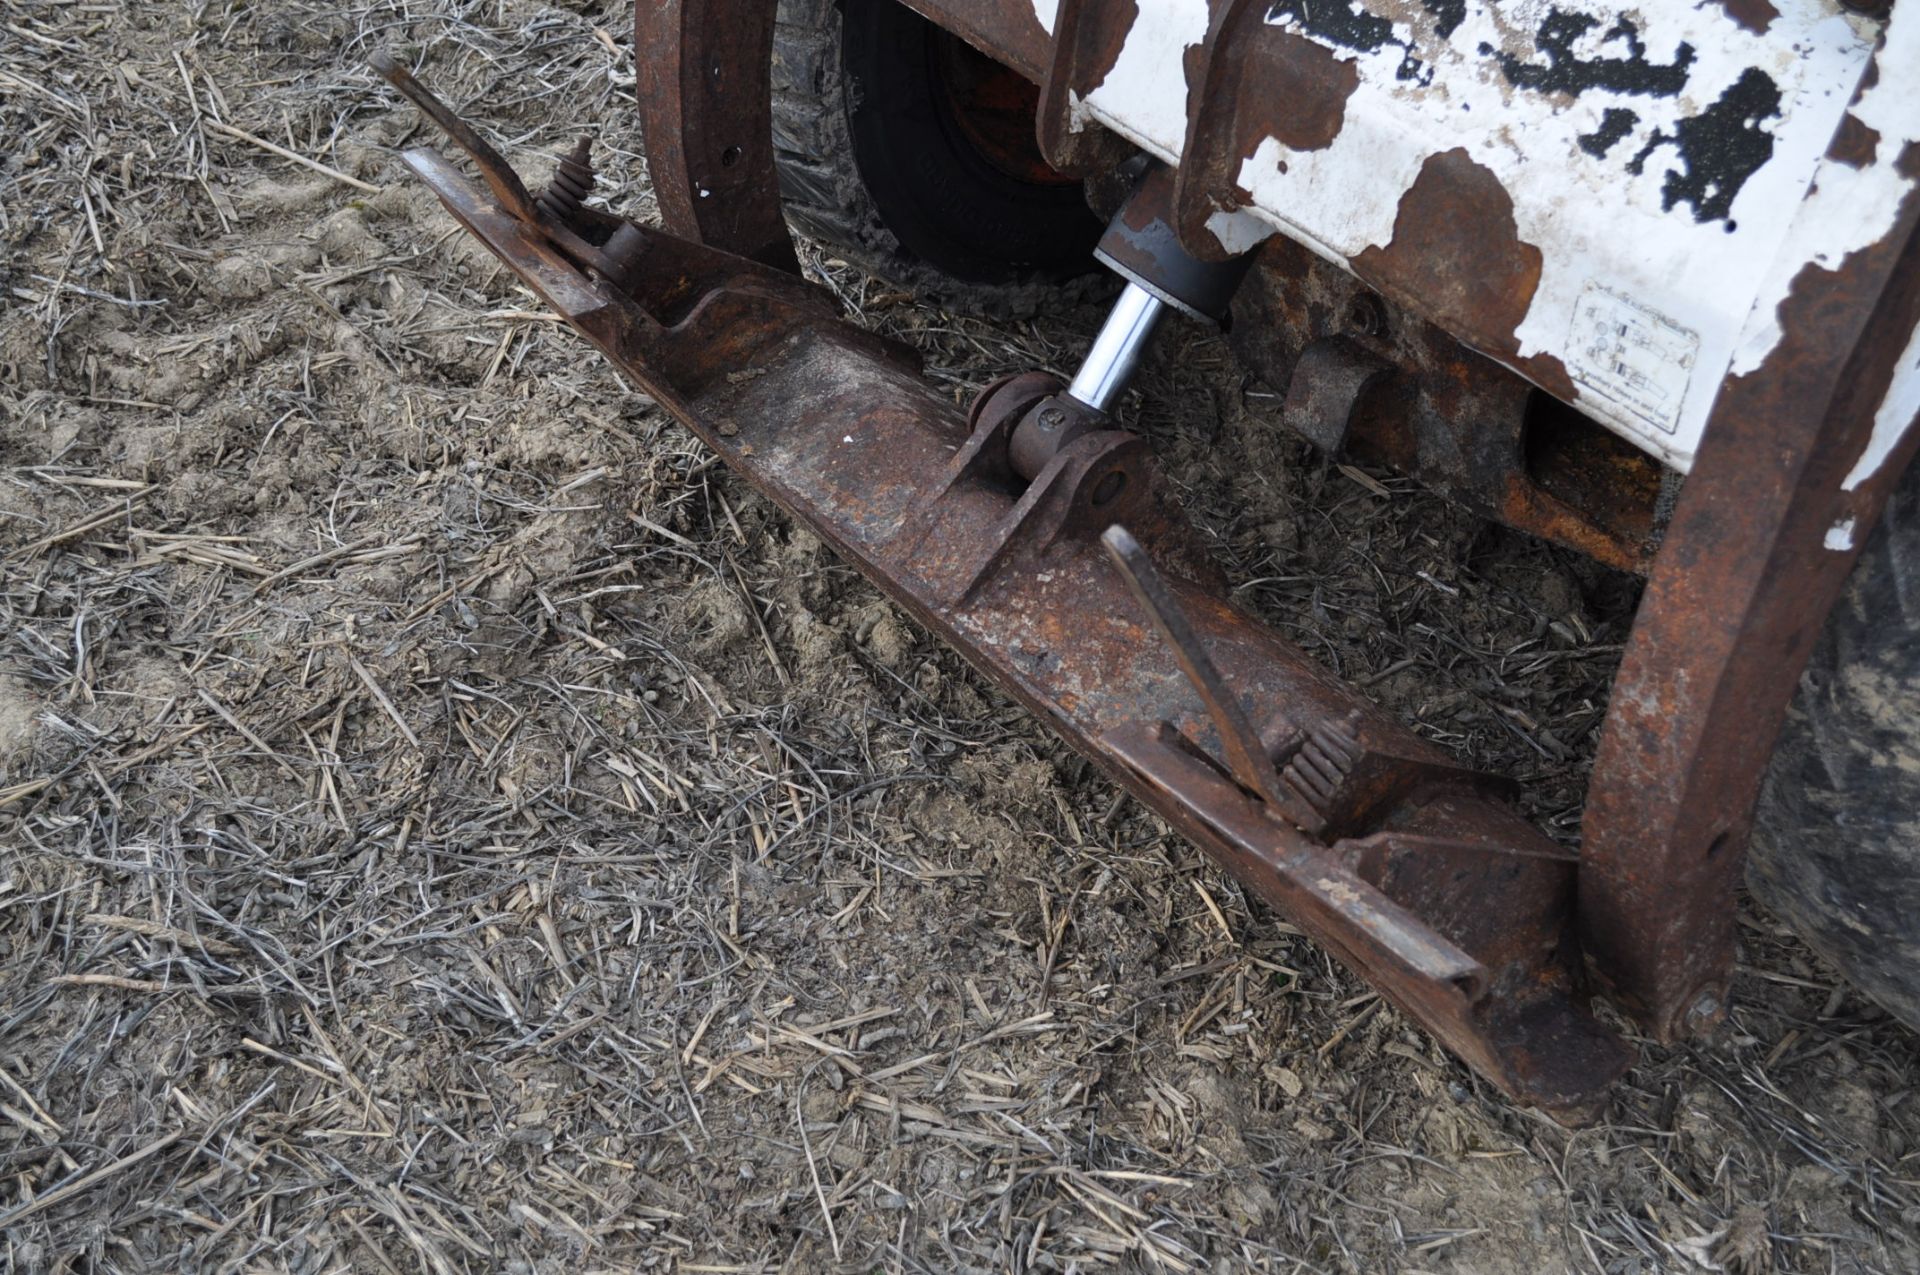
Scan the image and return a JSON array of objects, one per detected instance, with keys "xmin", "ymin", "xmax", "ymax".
[{"xmin": 1037, "ymin": 0, "xmax": 1919, "ymax": 474}]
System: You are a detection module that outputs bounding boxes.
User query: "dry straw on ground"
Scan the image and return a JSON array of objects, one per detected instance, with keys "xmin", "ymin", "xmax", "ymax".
[{"xmin": 2, "ymin": 3, "xmax": 1916, "ymax": 1272}]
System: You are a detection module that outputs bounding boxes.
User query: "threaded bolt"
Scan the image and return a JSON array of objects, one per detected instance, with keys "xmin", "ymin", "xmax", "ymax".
[{"xmin": 537, "ymin": 137, "xmax": 595, "ymax": 223}]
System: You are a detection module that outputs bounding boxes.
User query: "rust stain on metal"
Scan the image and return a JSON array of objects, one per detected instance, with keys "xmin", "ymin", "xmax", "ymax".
[
  {"xmin": 1230, "ymin": 233, "xmax": 1655, "ymax": 568},
  {"xmin": 1237, "ymin": 27, "xmax": 1360, "ymax": 153},
  {"xmin": 633, "ymin": 0, "xmax": 797, "ymax": 271},
  {"xmin": 1171, "ymin": 0, "xmax": 1285, "ymax": 253},
  {"xmin": 1900, "ymin": 139, "xmax": 1920, "ymax": 181},
  {"xmin": 373, "ymin": 43, "xmax": 1920, "ymax": 1121},
  {"xmin": 1579, "ymin": 172, "xmax": 1920, "ymax": 1037},
  {"xmin": 1037, "ymin": 0, "xmax": 1147, "ymax": 175},
  {"xmin": 1073, "ymin": 0, "xmax": 1143, "ymax": 99},
  {"xmin": 1350, "ymin": 150, "xmax": 1549, "ymax": 382},
  {"xmin": 1713, "ymin": 0, "xmax": 1778, "ymax": 36},
  {"xmin": 1183, "ymin": 15, "xmax": 1358, "ymax": 155},
  {"xmin": 1828, "ymin": 113, "xmax": 1881, "ymax": 169},
  {"xmin": 900, "ymin": 0, "xmax": 1054, "ymax": 83}
]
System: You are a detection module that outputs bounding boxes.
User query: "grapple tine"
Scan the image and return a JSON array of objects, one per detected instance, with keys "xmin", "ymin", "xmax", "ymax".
[
  {"xmin": 1099, "ymin": 524, "xmax": 1290, "ymax": 814},
  {"xmin": 370, "ymin": 50, "xmax": 539, "ymax": 225}
]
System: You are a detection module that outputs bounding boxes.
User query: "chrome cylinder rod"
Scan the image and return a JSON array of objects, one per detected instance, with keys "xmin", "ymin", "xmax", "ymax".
[{"xmin": 1067, "ymin": 282, "xmax": 1167, "ymax": 415}]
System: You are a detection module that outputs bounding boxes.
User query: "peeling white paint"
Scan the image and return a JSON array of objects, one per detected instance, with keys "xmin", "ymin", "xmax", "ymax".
[
  {"xmin": 1734, "ymin": 5, "xmax": 1920, "ymax": 378},
  {"xmin": 1081, "ymin": 0, "xmax": 1210, "ymax": 168},
  {"xmin": 1244, "ymin": 0, "xmax": 1866, "ymax": 470},
  {"xmin": 1842, "ymin": 318, "xmax": 1920, "ymax": 491},
  {"xmin": 1066, "ymin": 87, "xmax": 1095, "ymax": 136},
  {"xmin": 1236, "ymin": 131, "xmax": 1413, "ymax": 268},
  {"xmin": 1204, "ymin": 207, "xmax": 1274, "ymax": 256},
  {"xmin": 1826, "ymin": 517, "xmax": 1857, "ymax": 551},
  {"xmin": 1068, "ymin": 0, "xmax": 1890, "ymax": 472}
]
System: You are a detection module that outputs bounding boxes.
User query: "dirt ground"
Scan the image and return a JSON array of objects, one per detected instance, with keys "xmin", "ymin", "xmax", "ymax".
[{"xmin": 2, "ymin": 3, "xmax": 1917, "ymax": 1272}]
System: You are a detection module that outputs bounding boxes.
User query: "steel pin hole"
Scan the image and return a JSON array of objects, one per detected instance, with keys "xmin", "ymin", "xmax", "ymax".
[
  {"xmin": 1091, "ymin": 470, "xmax": 1127, "ymax": 507},
  {"xmin": 720, "ymin": 146, "xmax": 742, "ymax": 168}
]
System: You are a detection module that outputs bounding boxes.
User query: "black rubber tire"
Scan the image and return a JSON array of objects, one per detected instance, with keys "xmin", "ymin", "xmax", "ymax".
[
  {"xmin": 1753, "ymin": 457, "xmax": 1920, "ymax": 1032},
  {"xmin": 770, "ymin": 0, "xmax": 1103, "ymax": 311}
]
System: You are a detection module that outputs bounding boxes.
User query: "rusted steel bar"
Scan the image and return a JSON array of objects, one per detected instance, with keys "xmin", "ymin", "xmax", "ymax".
[
  {"xmin": 897, "ymin": 0, "xmax": 1053, "ymax": 83},
  {"xmin": 368, "ymin": 51, "xmax": 538, "ymax": 223},
  {"xmin": 1035, "ymin": 0, "xmax": 1140, "ymax": 177},
  {"xmin": 1168, "ymin": 0, "xmax": 1278, "ymax": 264},
  {"xmin": 633, "ymin": 0, "xmax": 797, "ymax": 271},
  {"xmin": 1100, "ymin": 524, "xmax": 1294, "ymax": 814},
  {"xmin": 1577, "ymin": 186, "xmax": 1920, "ymax": 1039},
  {"xmin": 392, "ymin": 126, "xmax": 1634, "ymax": 1118}
]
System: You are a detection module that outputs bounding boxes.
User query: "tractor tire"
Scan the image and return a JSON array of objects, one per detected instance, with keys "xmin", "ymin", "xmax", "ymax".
[
  {"xmin": 770, "ymin": 0, "xmax": 1103, "ymax": 312},
  {"xmin": 1752, "ymin": 457, "xmax": 1920, "ymax": 1033}
]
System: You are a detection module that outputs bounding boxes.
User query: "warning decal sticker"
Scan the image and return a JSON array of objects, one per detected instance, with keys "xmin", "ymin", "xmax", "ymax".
[{"xmin": 1566, "ymin": 283, "xmax": 1700, "ymax": 436}]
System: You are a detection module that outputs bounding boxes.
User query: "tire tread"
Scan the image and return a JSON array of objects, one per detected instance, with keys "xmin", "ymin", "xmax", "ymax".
[{"xmin": 1753, "ymin": 458, "xmax": 1920, "ymax": 1031}]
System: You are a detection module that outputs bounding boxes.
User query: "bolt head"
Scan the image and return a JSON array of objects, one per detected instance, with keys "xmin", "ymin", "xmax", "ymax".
[
  {"xmin": 1347, "ymin": 294, "xmax": 1387, "ymax": 337},
  {"xmin": 1683, "ymin": 989, "xmax": 1725, "ymax": 1035},
  {"xmin": 1038, "ymin": 407, "xmax": 1067, "ymax": 428}
]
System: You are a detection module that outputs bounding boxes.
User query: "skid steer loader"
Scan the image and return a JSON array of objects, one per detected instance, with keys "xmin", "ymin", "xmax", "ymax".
[{"xmin": 370, "ymin": 0, "xmax": 1920, "ymax": 1122}]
